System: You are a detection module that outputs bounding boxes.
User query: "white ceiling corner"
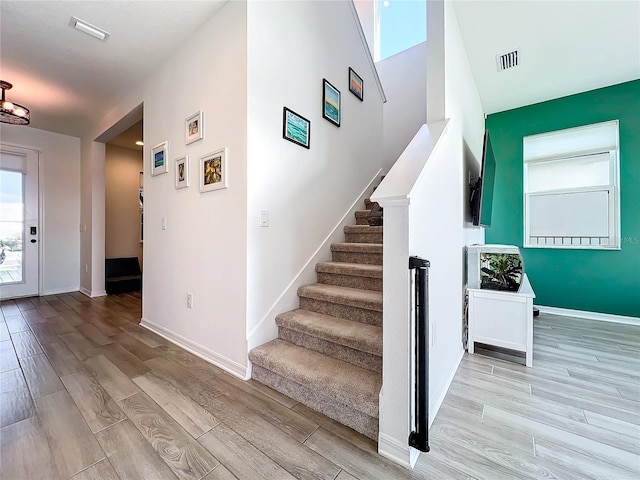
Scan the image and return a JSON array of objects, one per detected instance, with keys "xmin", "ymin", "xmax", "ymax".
[
  {"xmin": 0, "ymin": 0, "xmax": 227, "ymax": 138},
  {"xmin": 452, "ymin": 0, "xmax": 640, "ymax": 114}
]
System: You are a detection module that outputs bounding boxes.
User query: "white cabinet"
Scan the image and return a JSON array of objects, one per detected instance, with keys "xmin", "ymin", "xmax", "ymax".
[{"xmin": 467, "ymin": 274, "xmax": 536, "ymax": 367}]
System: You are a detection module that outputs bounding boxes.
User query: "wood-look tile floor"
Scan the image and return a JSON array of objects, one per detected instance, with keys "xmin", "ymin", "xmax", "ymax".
[{"xmin": 1, "ymin": 292, "xmax": 638, "ymax": 479}]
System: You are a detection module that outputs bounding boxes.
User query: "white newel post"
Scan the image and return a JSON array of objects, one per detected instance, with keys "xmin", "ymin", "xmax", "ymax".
[{"xmin": 376, "ymin": 202, "xmax": 420, "ymax": 468}]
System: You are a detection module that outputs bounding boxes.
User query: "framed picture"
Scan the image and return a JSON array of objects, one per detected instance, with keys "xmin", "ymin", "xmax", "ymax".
[
  {"xmin": 322, "ymin": 79, "xmax": 341, "ymax": 127},
  {"xmin": 282, "ymin": 107, "xmax": 310, "ymax": 149},
  {"xmin": 200, "ymin": 148, "xmax": 227, "ymax": 192},
  {"xmin": 175, "ymin": 155, "xmax": 189, "ymax": 189},
  {"xmin": 151, "ymin": 141, "xmax": 169, "ymax": 176},
  {"xmin": 185, "ymin": 111, "xmax": 204, "ymax": 145},
  {"xmin": 349, "ymin": 67, "xmax": 364, "ymax": 101}
]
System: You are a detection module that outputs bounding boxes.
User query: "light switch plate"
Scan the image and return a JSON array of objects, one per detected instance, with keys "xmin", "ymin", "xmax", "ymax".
[{"xmin": 260, "ymin": 210, "xmax": 269, "ymax": 227}]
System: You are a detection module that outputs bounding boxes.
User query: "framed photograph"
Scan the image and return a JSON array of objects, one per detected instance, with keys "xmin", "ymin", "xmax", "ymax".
[
  {"xmin": 322, "ymin": 79, "xmax": 341, "ymax": 127},
  {"xmin": 200, "ymin": 148, "xmax": 227, "ymax": 192},
  {"xmin": 282, "ymin": 107, "xmax": 310, "ymax": 149},
  {"xmin": 349, "ymin": 67, "xmax": 364, "ymax": 101},
  {"xmin": 185, "ymin": 111, "xmax": 204, "ymax": 145},
  {"xmin": 151, "ymin": 141, "xmax": 169, "ymax": 176},
  {"xmin": 175, "ymin": 155, "xmax": 189, "ymax": 189}
]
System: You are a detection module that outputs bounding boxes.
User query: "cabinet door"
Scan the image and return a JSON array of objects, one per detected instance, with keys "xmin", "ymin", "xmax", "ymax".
[{"xmin": 473, "ymin": 293, "xmax": 528, "ymax": 351}]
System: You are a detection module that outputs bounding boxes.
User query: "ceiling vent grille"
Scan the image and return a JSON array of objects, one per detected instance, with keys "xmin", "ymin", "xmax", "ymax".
[{"xmin": 496, "ymin": 49, "xmax": 520, "ymax": 71}]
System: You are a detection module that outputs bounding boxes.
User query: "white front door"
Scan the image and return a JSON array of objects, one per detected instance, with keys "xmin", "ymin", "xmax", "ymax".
[{"xmin": 0, "ymin": 145, "xmax": 39, "ymax": 299}]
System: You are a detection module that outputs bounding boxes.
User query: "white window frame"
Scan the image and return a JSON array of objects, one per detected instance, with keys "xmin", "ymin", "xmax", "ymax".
[{"xmin": 523, "ymin": 121, "xmax": 620, "ymax": 250}]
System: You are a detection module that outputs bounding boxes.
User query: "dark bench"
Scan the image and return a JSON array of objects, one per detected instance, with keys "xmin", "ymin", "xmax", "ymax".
[{"xmin": 105, "ymin": 257, "xmax": 141, "ymax": 294}]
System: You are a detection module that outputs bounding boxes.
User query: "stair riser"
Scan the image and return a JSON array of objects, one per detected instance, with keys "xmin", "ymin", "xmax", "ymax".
[
  {"xmin": 299, "ymin": 297, "xmax": 382, "ymax": 327},
  {"xmin": 344, "ymin": 232, "xmax": 383, "ymax": 244},
  {"xmin": 252, "ymin": 365, "xmax": 378, "ymax": 440},
  {"xmin": 332, "ymin": 251, "xmax": 382, "ymax": 265},
  {"xmin": 317, "ymin": 272, "xmax": 382, "ymax": 292},
  {"xmin": 279, "ymin": 327, "xmax": 382, "ymax": 373},
  {"xmin": 354, "ymin": 211, "xmax": 372, "ymax": 225}
]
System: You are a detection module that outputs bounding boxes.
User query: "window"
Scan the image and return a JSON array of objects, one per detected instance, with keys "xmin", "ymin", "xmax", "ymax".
[
  {"xmin": 375, "ymin": 0, "xmax": 426, "ymax": 61},
  {"xmin": 523, "ymin": 120, "xmax": 620, "ymax": 250}
]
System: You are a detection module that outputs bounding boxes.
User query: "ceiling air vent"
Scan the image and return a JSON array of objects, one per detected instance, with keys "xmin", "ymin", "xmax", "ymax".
[{"xmin": 496, "ymin": 49, "xmax": 520, "ymax": 71}]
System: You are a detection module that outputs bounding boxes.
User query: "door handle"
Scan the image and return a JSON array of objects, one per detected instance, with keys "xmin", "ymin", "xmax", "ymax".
[{"xmin": 30, "ymin": 239, "xmax": 37, "ymax": 243}]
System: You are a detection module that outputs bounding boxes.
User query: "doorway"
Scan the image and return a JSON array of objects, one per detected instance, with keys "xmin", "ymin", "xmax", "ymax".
[{"xmin": 0, "ymin": 145, "xmax": 39, "ymax": 299}]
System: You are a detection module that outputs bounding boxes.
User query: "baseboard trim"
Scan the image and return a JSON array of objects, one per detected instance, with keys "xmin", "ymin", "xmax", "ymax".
[
  {"xmin": 79, "ymin": 287, "xmax": 107, "ymax": 298},
  {"xmin": 140, "ymin": 317, "xmax": 248, "ymax": 380},
  {"xmin": 537, "ymin": 305, "xmax": 639, "ymax": 326},
  {"xmin": 42, "ymin": 287, "xmax": 80, "ymax": 296},
  {"xmin": 378, "ymin": 433, "xmax": 420, "ymax": 469}
]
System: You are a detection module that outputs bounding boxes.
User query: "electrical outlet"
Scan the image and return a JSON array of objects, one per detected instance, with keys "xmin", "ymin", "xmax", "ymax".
[
  {"xmin": 186, "ymin": 292, "xmax": 193, "ymax": 309},
  {"xmin": 85, "ymin": 264, "xmax": 88, "ymax": 273},
  {"xmin": 162, "ymin": 216, "xmax": 168, "ymax": 230}
]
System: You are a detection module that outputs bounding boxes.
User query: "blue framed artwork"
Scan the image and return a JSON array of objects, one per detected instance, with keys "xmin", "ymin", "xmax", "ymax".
[
  {"xmin": 151, "ymin": 141, "xmax": 169, "ymax": 176},
  {"xmin": 322, "ymin": 79, "xmax": 341, "ymax": 127},
  {"xmin": 283, "ymin": 107, "xmax": 310, "ymax": 149}
]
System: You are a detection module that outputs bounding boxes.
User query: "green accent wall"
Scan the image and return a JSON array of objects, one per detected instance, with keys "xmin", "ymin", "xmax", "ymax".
[{"xmin": 485, "ymin": 80, "xmax": 640, "ymax": 318}]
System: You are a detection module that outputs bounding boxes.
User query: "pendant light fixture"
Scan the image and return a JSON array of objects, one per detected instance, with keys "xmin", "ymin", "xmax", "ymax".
[{"xmin": 0, "ymin": 81, "xmax": 30, "ymax": 125}]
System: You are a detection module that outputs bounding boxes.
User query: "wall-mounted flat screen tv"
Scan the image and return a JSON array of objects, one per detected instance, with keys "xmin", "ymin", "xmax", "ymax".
[{"xmin": 470, "ymin": 130, "xmax": 497, "ymax": 227}]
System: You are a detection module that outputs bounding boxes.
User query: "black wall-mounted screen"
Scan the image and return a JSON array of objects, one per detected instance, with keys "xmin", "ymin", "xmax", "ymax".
[{"xmin": 471, "ymin": 130, "xmax": 496, "ymax": 227}]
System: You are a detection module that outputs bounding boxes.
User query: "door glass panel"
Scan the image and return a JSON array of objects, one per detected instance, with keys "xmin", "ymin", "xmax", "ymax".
[{"xmin": 0, "ymin": 169, "xmax": 23, "ymax": 284}]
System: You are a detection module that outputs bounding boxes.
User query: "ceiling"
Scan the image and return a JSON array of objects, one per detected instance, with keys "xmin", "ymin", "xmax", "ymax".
[
  {"xmin": 109, "ymin": 121, "xmax": 143, "ymax": 152},
  {"xmin": 452, "ymin": 0, "xmax": 640, "ymax": 114},
  {"xmin": 0, "ymin": 1, "xmax": 226, "ymax": 137},
  {"xmin": 0, "ymin": 1, "xmax": 638, "ymax": 139}
]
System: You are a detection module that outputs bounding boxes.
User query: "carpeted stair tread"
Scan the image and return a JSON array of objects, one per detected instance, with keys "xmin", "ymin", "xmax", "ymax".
[
  {"xmin": 298, "ymin": 284, "xmax": 382, "ymax": 312},
  {"xmin": 249, "ymin": 339, "xmax": 381, "ymax": 417},
  {"xmin": 316, "ymin": 262, "xmax": 382, "ymax": 278},
  {"xmin": 330, "ymin": 243, "xmax": 382, "ymax": 253},
  {"xmin": 276, "ymin": 309, "xmax": 382, "ymax": 356}
]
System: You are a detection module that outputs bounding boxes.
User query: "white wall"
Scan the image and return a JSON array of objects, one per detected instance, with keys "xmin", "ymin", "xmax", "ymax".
[
  {"xmin": 444, "ymin": 0, "xmax": 485, "ymax": 260},
  {"xmin": 246, "ymin": 0, "xmax": 385, "ymax": 350},
  {"xmin": 374, "ymin": 0, "xmax": 485, "ymax": 467},
  {"xmin": 82, "ymin": 1, "xmax": 248, "ymax": 376},
  {"xmin": 141, "ymin": 1, "xmax": 248, "ymax": 375},
  {"xmin": 79, "ymin": 139, "xmax": 106, "ymax": 297},
  {"xmin": 105, "ymin": 144, "xmax": 143, "ymax": 267},
  {"xmin": 0, "ymin": 125, "xmax": 81, "ymax": 294},
  {"xmin": 377, "ymin": 42, "xmax": 427, "ymax": 172},
  {"xmin": 354, "ymin": 0, "xmax": 375, "ymax": 57},
  {"xmin": 422, "ymin": 0, "xmax": 485, "ymax": 420}
]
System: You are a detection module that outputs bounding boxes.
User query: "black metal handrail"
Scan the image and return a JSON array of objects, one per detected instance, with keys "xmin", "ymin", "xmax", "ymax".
[{"xmin": 408, "ymin": 255, "xmax": 430, "ymax": 452}]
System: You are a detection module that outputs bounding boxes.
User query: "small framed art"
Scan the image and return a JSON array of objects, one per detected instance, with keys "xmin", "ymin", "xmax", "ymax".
[
  {"xmin": 282, "ymin": 107, "xmax": 310, "ymax": 149},
  {"xmin": 200, "ymin": 148, "xmax": 227, "ymax": 192},
  {"xmin": 151, "ymin": 141, "xmax": 169, "ymax": 176},
  {"xmin": 185, "ymin": 111, "xmax": 204, "ymax": 145},
  {"xmin": 175, "ymin": 155, "xmax": 189, "ymax": 189},
  {"xmin": 349, "ymin": 67, "xmax": 364, "ymax": 101},
  {"xmin": 322, "ymin": 79, "xmax": 340, "ymax": 127}
]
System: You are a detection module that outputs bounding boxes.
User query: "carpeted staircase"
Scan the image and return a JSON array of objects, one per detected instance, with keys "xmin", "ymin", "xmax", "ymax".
[{"xmin": 249, "ymin": 197, "xmax": 383, "ymax": 440}]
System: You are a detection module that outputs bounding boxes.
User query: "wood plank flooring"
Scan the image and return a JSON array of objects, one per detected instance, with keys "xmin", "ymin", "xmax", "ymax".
[{"xmin": 1, "ymin": 292, "xmax": 638, "ymax": 479}]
